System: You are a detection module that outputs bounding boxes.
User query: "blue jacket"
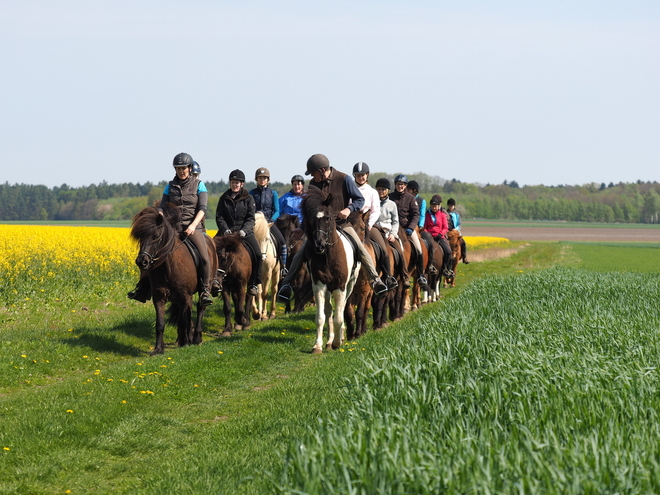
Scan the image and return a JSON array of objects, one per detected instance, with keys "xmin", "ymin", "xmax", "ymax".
[
  {"xmin": 279, "ymin": 190, "xmax": 304, "ymax": 225},
  {"xmin": 249, "ymin": 185, "xmax": 280, "ymax": 222}
]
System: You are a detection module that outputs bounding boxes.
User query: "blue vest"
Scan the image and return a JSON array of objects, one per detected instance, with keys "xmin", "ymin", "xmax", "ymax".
[{"xmin": 250, "ymin": 186, "xmax": 275, "ymax": 221}]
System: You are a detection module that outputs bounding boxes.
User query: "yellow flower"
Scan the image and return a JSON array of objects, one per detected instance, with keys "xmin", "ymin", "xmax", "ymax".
[
  {"xmin": 3, "ymin": 447, "xmax": 10, "ymax": 451},
  {"xmin": 66, "ymin": 410, "xmax": 74, "ymax": 413}
]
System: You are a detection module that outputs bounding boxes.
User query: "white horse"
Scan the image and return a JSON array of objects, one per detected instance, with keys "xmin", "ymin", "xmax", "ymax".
[
  {"xmin": 301, "ymin": 189, "xmax": 361, "ymax": 354},
  {"xmin": 252, "ymin": 212, "xmax": 280, "ymax": 321}
]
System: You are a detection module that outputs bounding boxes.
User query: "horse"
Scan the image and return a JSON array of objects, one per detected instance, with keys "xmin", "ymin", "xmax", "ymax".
[
  {"xmin": 129, "ymin": 206, "xmax": 218, "ymax": 355},
  {"xmin": 344, "ymin": 211, "xmax": 373, "ymax": 340},
  {"xmin": 390, "ymin": 225, "xmax": 413, "ymax": 320},
  {"xmin": 410, "ymin": 232, "xmax": 430, "ymax": 311},
  {"xmin": 302, "ymin": 188, "xmax": 361, "ymax": 354},
  {"xmin": 275, "ymin": 214, "xmax": 312, "ymax": 314},
  {"xmin": 444, "ymin": 230, "xmax": 462, "ymax": 288},
  {"xmin": 426, "ymin": 240, "xmax": 444, "ymax": 302},
  {"xmin": 252, "ymin": 212, "xmax": 279, "ymax": 321}
]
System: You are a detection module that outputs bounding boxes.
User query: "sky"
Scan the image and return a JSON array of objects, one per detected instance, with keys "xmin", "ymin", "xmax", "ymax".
[{"xmin": 2, "ymin": 0, "xmax": 659, "ymax": 188}]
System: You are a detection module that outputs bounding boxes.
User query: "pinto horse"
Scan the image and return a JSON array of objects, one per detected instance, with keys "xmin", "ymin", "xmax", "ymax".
[
  {"xmin": 302, "ymin": 188, "xmax": 361, "ymax": 354},
  {"xmin": 130, "ymin": 206, "xmax": 218, "ymax": 355},
  {"xmin": 444, "ymin": 230, "xmax": 462, "ymax": 288}
]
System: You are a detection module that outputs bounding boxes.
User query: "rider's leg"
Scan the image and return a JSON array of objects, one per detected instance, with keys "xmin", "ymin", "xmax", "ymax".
[
  {"xmin": 128, "ymin": 272, "xmax": 151, "ymax": 303},
  {"xmin": 342, "ymin": 225, "xmax": 387, "ymax": 296},
  {"xmin": 277, "ymin": 240, "xmax": 307, "ymax": 301},
  {"xmin": 189, "ymin": 230, "xmax": 213, "ymax": 306},
  {"xmin": 369, "ymin": 228, "xmax": 397, "ymax": 289},
  {"xmin": 270, "ymin": 223, "xmax": 288, "ymax": 273},
  {"xmin": 460, "ymin": 236, "xmax": 469, "ymax": 263},
  {"xmin": 242, "ymin": 235, "xmax": 262, "ymax": 295},
  {"xmin": 410, "ymin": 230, "xmax": 427, "ymax": 288},
  {"xmin": 437, "ymin": 237, "xmax": 453, "ymax": 277},
  {"xmin": 420, "ymin": 230, "xmax": 437, "ymax": 274}
]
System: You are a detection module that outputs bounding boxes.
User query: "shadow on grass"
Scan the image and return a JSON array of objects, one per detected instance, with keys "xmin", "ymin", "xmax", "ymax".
[{"xmin": 60, "ymin": 332, "xmax": 146, "ymax": 357}]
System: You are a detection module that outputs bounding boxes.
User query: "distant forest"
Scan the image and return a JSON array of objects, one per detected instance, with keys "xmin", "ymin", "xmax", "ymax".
[{"xmin": 1, "ymin": 173, "xmax": 659, "ymax": 224}]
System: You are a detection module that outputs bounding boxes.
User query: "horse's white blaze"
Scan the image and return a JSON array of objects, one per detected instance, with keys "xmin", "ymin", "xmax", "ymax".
[{"xmin": 316, "ymin": 211, "xmax": 325, "ymax": 219}]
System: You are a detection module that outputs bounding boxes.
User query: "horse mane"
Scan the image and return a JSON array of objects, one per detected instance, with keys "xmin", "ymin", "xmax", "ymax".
[
  {"xmin": 301, "ymin": 188, "xmax": 332, "ymax": 233},
  {"xmin": 130, "ymin": 206, "xmax": 177, "ymax": 253},
  {"xmin": 253, "ymin": 211, "xmax": 269, "ymax": 243},
  {"xmin": 214, "ymin": 233, "xmax": 244, "ymax": 253}
]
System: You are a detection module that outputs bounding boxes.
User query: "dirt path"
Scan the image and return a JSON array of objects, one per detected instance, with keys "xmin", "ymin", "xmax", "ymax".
[{"xmin": 464, "ymin": 226, "xmax": 660, "ymax": 242}]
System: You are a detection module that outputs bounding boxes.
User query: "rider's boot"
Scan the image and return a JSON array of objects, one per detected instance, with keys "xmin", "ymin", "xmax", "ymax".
[
  {"xmin": 371, "ymin": 277, "xmax": 388, "ymax": 298},
  {"xmin": 200, "ymin": 285, "xmax": 213, "ymax": 307},
  {"xmin": 128, "ymin": 279, "xmax": 150, "ymax": 303}
]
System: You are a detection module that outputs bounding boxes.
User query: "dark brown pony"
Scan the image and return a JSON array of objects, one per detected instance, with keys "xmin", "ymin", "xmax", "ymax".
[
  {"xmin": 213, "ymin": 233, "xmax": 254, "ymax": 335},
  {"xmin": 130, "ymin": 206, "xmax": 218, "ymax": 355},
  {"xmin": 426, "ymin": 241, "xmax": 444, "ymax": 302},
  {"xmin": 274, "ymin": 214, "xmax": 311, "ymax": 314},
  {"xmin": 344, "ymin": 211, "xmax": 373, "ymax": 340},
  {"xmin": 410, "ymin": 232, "xmax": 430, "ymax": 311},
  {"xmin": 444, "ymin": 230, "xmax": 462, "ymax": 288},
  {"xmin": 390, "ymin": 226, "xmax": 413, "ymax": 320},
  {"xmin": 371, "ymin": 232, "xmax": 397, "ymax": 329}
]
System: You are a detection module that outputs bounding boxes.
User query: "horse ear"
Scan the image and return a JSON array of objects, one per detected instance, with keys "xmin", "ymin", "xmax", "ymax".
[
  {"xmin": 323, "ymin": 193, "xmax": 333, "ymax": 207},
  {"xmin": 155, "ymin": 213, "xmax": 163, "ymax": 226}
]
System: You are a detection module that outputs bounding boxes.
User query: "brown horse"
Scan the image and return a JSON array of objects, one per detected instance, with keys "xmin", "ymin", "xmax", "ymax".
[
  {"xmin": 389, "ymin": 226, "xmax": 413, "ymax": 321},
  {"xmin": 444, "ymin": 230, "xmax": 462, "ymax": 288},
  {"xmin": 130, "ymin": 206, "xmax": 218, "ymax": 355},
  {"xmin": 274, "ymin": 214, "xmax": 310, "ymax": 314},
  {"xmin": 426, "ymin": 241, "xmax": 444, "ymax": 302},
  {"xmin": 344, "ymin": 211, "xmax": 373, "ymax": 340},
  {"xmin": 410, "ymin": 230, "xmax": 430, "ymax": 311}
]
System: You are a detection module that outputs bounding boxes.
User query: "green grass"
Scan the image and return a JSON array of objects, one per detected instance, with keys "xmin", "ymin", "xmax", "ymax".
[
  {"xmin": 465, "ymin": 219, "xmax": 660, "ymax": 229},
  {"xmin": 567, "ymin": 242, "xmax": 660, "ymax": 272},
  {"xmin": 1, "ymin": 241, "xmax": 658, "ymax": 493}
]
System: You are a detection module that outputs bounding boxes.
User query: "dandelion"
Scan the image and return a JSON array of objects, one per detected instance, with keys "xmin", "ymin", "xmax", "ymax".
[
  {"xmin": 121, "ymin": 400, "xmax": 127, "ymax": 404},
  {"xmin": 3, "ymin": 447, "xmax": 9, "ymax": 451},
  {"xmin": 218, "ymin": 351, "xmax": 223, "ymax": 354},
  {"xmin": 21, "ymin": 355, "xmax": 26, "ymax": 358},
  {"xmin": 66, "ymin": 410, "xmax": 74, "ymax": 413},
  {"xmin": 83, "ymin": 356, "xmax": 88, "ymax": 359}
]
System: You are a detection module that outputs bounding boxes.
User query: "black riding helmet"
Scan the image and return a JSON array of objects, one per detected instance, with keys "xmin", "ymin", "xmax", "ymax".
[
  {"xmin": 173, "ymin": 152, "xmax": 194, "ymax": 168},
  {"xmin": 375, "ymin": 178, "xmax": 391, "ymax": 190},
  {"xmin": 407, "ymin": 180, "xmax": 420, "ymax": 192},
  {"xmin": 352, "ymin": 162, "xmax": 370, "ymax": 175},
  {"xmin": 229, "ymin": 169, "xmax": 246, "ymax": 182},
  {"xmin": 291, "ymin": 174, "xmax": 304, "ymax": 184},
  {"xmin": 305, "ymin": 153, "xmax": 330, "ymax": 176}
]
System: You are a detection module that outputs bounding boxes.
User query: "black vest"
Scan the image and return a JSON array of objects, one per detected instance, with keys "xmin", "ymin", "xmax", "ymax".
[
  {"xmin": 250, "ymin": 186, "xmax": 275, "ymax": 221},
  {"xmin": 168, "ymin": 177, "xmax": 201, "ymax": 230}
]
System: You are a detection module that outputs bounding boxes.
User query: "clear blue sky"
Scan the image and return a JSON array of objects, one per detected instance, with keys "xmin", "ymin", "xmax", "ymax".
[{"xmin": 2, "ymin": 0, "xmax": 658, "ymax": 188}]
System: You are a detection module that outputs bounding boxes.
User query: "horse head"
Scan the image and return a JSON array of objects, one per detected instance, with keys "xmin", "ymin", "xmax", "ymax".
[
  {"xmin": 130, "ymin": 206, "xmax": 176, "ymax": 271},
  {"xmin": 303, "ymin": 189, "xmax": 336, "ymax": 255}
]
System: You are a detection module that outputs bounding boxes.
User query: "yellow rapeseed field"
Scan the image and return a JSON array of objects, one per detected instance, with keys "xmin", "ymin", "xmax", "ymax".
[{"xmin": 463, "ymin": 236, "xmax": 510, "ymax": 249}]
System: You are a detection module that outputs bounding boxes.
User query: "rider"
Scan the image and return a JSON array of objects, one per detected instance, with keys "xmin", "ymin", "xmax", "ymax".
[
  {"xmin": 277, "ymin": 154, "xmax": 389, "ymax": 301},
  {"xmin": 279, "ymin": 174, "xmax": 305, "ymax": 226},
  {"xmin": 249, "ymin": 167, "xmax": 288, "ymax": 276},
  {"xmin": 128, "ymin": 152, "xmax": 213, "ymax": 306},
  {"xmin": 446, "ymin": 198, "xmax": 469, "ymax": 264},
  {"xmin": 389, "ymin": 174, "xmax": 427, "ymax": 289},
  {"xmin": 424, "ymin": 194, "xmax": 454, "ymax": 277},
  {"xmin": 191, "ymin": 161, "xmax": 201, "ymax": 179},
  {"xmin": 353, "ymin": 162, "xmax": 397, "ymax": 290},
  {"xmin": 216, "ymin": 169, "xmax": 262, "ymax": 296},
  {"xmin": 373, "ymin": 178, "xmax": 407, "ymax": 286},
  {"xmin": 407, "ymin": 179, "xmax": 437, "ymax": 275}
]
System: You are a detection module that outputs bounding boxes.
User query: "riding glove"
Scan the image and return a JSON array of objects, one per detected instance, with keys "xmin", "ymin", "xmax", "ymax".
[
  {"xmin": 405, "ymin": 228, "xmax": 413, "ymax": 236},
  {"xmin": 239, "ymin": 230, "xmax": 246, "ymax": 238}
]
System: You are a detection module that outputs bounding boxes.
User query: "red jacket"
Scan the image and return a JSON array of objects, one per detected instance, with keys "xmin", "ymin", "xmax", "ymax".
[{"xmin": 424, "ymin": 209, "xmax": 448, "ymax": 239}]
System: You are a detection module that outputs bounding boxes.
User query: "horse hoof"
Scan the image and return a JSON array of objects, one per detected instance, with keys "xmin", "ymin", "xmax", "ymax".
[
  {"xmin": 221, "ymin": 331, "xmax": 232, "ymax": 337},
  {"xmin": 235, "ymin": 324, "xmax": 243, "ymax": 331},
  {"xmin": 311, "ymin": 348, "xmax": 323, "ymax": 354},
  {"xmin": 150, "ymin": 348, "xmax": 164, "ymax": 356},
  {"xmin": 269, "ymin": 313, "xmax": 277, "ymax": 320}
]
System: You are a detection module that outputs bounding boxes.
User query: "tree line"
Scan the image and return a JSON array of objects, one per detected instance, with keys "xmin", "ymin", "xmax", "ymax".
[{"xmin": 1, "ymin": 175, "xmax": 658, "ymax": 224}]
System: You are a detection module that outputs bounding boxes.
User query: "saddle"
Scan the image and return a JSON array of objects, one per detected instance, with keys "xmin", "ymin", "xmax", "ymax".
[
  {"xmin": 337, "ymin": 228, "xmax": 360, "ymax": 272},
  {"xmin": 181, "ymin": 233, "xmax": 211, "ymax": 292}
]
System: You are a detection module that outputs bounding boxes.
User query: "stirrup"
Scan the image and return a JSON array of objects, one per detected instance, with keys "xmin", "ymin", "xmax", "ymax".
[
  {"xmin": 200, "ymin": 291, "xmax": 213, "ymax": 307},
  {"xmin": 429, "ymin": 265, "xmax": 438, "ymax": 275},
  {"xmin": 372, "ymin": 279, "xmax": 388, "ymax": 298},
  {"xmin": 385, "ymin": 276, "xmax": 398, "ymax": 290},
  {"xmin": 417, "ymin": 276, "xmax": 428, "ymax": 288},
  {"xmin": 247, "ymin": 285, "xmax": 259, "ymax": 296},
  {"xmin": 277, "ymin": 283, "xmax": 293, "ymax": 302}
]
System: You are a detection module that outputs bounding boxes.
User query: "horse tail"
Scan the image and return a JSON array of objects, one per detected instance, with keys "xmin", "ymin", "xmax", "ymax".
[{"xmin": 254, "ymin": 211, "xmax": 269, "ymax": 244}]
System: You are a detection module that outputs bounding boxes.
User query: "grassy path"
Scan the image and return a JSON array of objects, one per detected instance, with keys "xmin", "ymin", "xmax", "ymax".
[{"xmin": 0, "ymin": 242, "xmax": 592, "ymax": 493}]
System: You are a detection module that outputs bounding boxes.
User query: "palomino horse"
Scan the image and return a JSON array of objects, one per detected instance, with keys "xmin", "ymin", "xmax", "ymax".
[
  {"xmin": 344, "ymin": 211, "xmax": 373, "ymax": 340},
  {"xmin": 444, "ymin": 230, "xmax": 463, "ymax": 288},
  {"xmin": 214, "ymin": 213, "xmax": 270, "ymax": 334},
  {"xmin": 302, "ymin": 188, "xmax": 361, "ymax": 354},
  {"xmin": 252, "ymin": 212, "xmax": 279, "ymax": 321},
  {"xmin": 130, "ymin": 206, "xmax": 218, "ymax": 355}
]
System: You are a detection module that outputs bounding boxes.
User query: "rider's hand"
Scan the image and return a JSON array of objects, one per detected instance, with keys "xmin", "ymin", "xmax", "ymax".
[
  {"xmin": 239, "ymin": 230, "xmax": 246, "ymax": 238},
  {"xmin": 337, "ymin": 208, "xmax": 350, "ymax": 220},
  {"xmin": 225, "ymin": 230, "xmax": 232, "ymax": 235},
  {"xmin": 405, "ymin": 228, "xmax": 413, "ymax": 236},
  {"xmin": 185, "ymin": 226, "xmax": 194, "ymax": 236}
]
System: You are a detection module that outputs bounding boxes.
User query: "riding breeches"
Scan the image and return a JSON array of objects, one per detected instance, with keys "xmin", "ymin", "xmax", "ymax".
[
  {"xmin": 410, "ymin": 229, "xmax": 423, "ymax": 255},
  {"xmin": 241, "ymin": 234, "xmax": 263, "ymax": 286},
  {"xmin": 269, "ymin": 223, "xmax": 287, "ymax": 264},
  {"xmin": 368, "ymin": 227, "xmax": 393, "ymax": 277},
  {"xmin": 189, "ymin": 229, "xmax": 211, "ymax": 285}
]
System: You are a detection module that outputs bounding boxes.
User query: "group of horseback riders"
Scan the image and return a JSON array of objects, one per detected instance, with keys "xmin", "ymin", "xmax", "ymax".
[{"xmin": 128, "ymin": 152, "xmax": 468, "ymax": 306}]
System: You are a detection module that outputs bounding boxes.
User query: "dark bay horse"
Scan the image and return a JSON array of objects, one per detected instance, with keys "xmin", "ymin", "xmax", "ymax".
[
  {"xmin": 130, "ymin": 206, "xmax": 218, "ymax": 355},
  {"xmin": 275, "ymin": 214, "xmax": 311, "ymax": 314},
  {"xmin": 444, "ymin": 230, "xmax": 462, "ymax": 288},
  {"xmin": 302, "ymin": 188, "xmax": 361, "ymax": 354},
  {"xmin": 344, "ymin": 211, "xmax": 373, "ymax": 340}
]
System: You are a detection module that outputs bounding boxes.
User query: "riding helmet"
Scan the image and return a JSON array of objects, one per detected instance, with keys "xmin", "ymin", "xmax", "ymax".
[
  {"xmin": 352, "ymin": 162, "xmax": 370, "ymax": 175},
  {"xmin": 192, "ymin": 161, "xmax": 201, "ymax": 176},
  {"xmin": 430, "ymin": 194, "xmax": 442, "ymax": 205},
  {"xmin": 305, "ymin": 153, "xmax": 330, "ymax": 176},
  {"xmin": 255, "ymin": 168, "xmax": 270, "ymax": 180},
  {"xmin": 407, "ymin": 180, "xmax": 420, "ymax": 192},
  {"xmin": 394, "ymin": 174, "xmax": 408, "ymax": 185},
  {"xmin": 291, "ymin": 174, "xmax": 305, "ymax": 185},
  {"xmin": 375, "ymin": 178, "xmax": 391, "ymax": 190},
  {"xmin": 229, "ymin": 169, "xmax": 246, "ymax": 182},
  {"xmin": 173, "ymin": 152, "xmax": 194, "ymax": 168},
  {"xmin": 447, "ymin": 198, "xmax": 456, "ymax": 206}
]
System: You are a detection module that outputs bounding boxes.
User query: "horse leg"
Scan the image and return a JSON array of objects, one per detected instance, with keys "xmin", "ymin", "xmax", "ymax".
[
  {"xmin": 151, "ymin": 296, "xmax": 167, "ymax": 355},
  {"xmin": 222, "ymin": 290, "xmax": 233, "ymax": 336},
  {"xmin": 331, "ymin": 290, "xmax": 347, "ymax": 350},
  {"xmin": 312, "ymin": 287, "xmax": 327, "ymax": 354},
  {"xmin": 324, "ymin": 295, "xmax": 334, "ymax": 351},
  {"xmin": 193, "ymin": 300, "xmax": 204, "ymax": 345},
  {"xmin": 344, "ymin": 297, "xmax": 356, "ymax": 341},
  {"xmin": 178, "ymin": 299, "xmax": 193, "ymax": 347}
]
